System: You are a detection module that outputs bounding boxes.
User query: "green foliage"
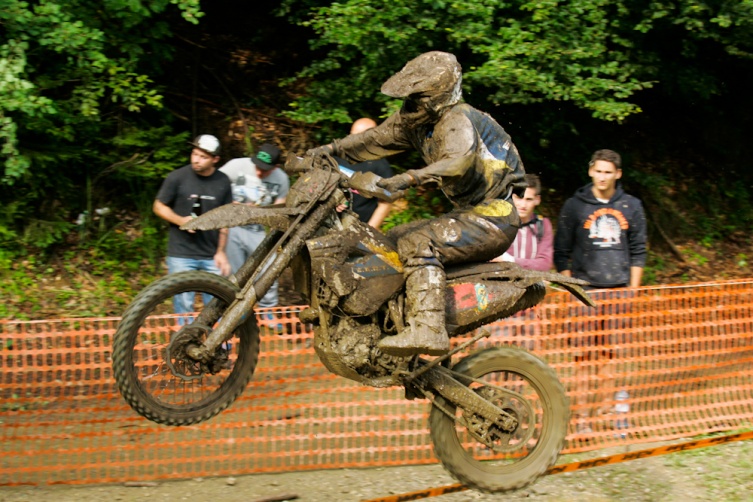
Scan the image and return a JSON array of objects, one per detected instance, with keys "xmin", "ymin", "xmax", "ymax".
[
  {"xmin": 627, "ymin": 163, "xmax": 752, "ymax": 248},
  {"xmin": 381, "ymin": 188, "xmax": 448, "ymax": 233},
  {"xmin": 0, "ymin": 0, "xmax": 206, "ymax": 266},
  {"xmin": 0, "ymin": 226, "xmax": 165, "ymax": 320},
  {"xmin": 282, "ymin": 0, "xmax": 753, "ymax": 126},
  {"xmin": 0, "ymin": 123, "xmax": 188, "ymax": 259},
  {"xmin": 0, "ymin": 0, "xmax": 203, "ymax": 183},
  {"xmin": 642, "ymin": 251, "xmax": 665, "ymax": 285}
]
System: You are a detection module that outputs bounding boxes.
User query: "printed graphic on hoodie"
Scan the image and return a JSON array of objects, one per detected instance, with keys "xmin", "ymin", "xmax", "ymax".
[{"xmin": 584, "ymin": 208, "xmax": 629, "ymax": 248}]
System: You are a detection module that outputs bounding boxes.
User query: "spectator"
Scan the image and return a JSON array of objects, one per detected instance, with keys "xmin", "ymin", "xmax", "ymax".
[
  {"xmin": 554, "ymin": 148, "xmax": 647, "ymax": 435},
  {"xmin": 153, "ymin": 134, "xmax": 233, "ymax": 314},
  {"xmin": 491, "ymin": 173, "xmax": 553, "ymax": 271},
  {"xmin": 488, "ymin": 173, "xmax": 553, "ymax": 349},
  {"xmin": 335, "ymin": 118, "xmax": 395, "ymax": 228},
  {"xmin": 220, "ymin": 143, "xmax": 290, "ymax": 309}
]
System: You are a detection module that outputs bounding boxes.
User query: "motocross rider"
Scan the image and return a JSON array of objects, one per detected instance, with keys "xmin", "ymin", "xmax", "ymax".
[{"xmin": 309, "ymin": 51, "xmax": 526, "ymax": 357}]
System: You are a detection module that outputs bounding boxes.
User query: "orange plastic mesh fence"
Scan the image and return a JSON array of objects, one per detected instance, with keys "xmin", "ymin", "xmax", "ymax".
[{"xmin": 1, "ymin": 279, "xmax": 752, "ymax": 485}]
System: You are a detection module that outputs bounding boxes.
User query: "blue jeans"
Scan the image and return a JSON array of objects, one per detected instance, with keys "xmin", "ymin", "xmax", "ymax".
[
  {"xmin": 166, "ymin": 256, "xmax": 221, "ymax": 315},
  {"xmin": 226, "ymin": 226, "xmax": 279, "ymax": 308}
]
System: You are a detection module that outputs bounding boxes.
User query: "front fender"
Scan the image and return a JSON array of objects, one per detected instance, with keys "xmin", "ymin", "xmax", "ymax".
[{"xmin": 180, "ymin": 203, "xmax": 301, "ymax": 231}]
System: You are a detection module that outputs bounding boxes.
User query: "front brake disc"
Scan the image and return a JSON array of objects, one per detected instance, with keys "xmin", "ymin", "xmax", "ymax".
[{"xmin": 165, "ymin": 324, "xmax": 214, "ymax": 381}]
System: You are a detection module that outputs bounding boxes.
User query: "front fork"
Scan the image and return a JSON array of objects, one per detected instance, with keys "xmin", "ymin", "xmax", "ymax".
[{"xmin": 185, "ymin": 197, "xmax": 342, "ymax": 362}]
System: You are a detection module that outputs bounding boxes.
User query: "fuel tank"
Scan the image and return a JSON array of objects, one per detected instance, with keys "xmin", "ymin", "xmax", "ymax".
[{"xmin": 307, "ymin": 215, "xmax": 405, "ymax": 316}]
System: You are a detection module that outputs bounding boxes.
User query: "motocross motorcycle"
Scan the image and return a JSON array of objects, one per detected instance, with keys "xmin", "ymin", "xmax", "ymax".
[{"xmin": 112, "ymin": 153, "xmax": 594, "ymax": 493}]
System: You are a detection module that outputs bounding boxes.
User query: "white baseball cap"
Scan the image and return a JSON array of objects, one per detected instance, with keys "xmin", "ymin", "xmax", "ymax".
[{"xmin": 189, "ymin": 134, "xmax": 221, "ymax": 155}]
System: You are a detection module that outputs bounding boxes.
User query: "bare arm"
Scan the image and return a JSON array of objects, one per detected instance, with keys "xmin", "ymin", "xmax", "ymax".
[
  {"xmin": 367, "ymin": 201, "xmax": 392, "ymax": 229},
  {"xmin": 154, "ymin": 199, "xmax": 230, "ymax": 275},
  {"xmin": 153, "ymin": 199, "xmax": 193, "ymax": 228},
  {"xmin": 214, "ymin": 229, "xmax": 230, "ymax": 276},
  {"xmin": 629, "ymin": 266, "xmax": 643, "ymax": 288}
]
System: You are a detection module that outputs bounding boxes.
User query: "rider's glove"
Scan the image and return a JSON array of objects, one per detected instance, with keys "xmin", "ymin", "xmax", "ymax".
[
  {"xmin": 305, "ymin": 143, "xmax": 335, "ymax": 157},
  {"xmin": 377, "ymin": 172, "xmax": 417, "ymax": 193}
]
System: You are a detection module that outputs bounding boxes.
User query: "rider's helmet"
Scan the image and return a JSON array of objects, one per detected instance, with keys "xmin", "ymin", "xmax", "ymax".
[{"xmin": 381, "ymin": 51, "xmax": 463, "ymax": 125}]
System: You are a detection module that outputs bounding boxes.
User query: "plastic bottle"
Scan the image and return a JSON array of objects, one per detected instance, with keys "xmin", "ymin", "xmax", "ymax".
[{"xmin": 614, "ymin": 390, "xmax": 630, "ymax": 438}]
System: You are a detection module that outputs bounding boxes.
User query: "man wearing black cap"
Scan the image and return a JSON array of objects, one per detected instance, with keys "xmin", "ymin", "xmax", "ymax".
[
  {"xmin": 154, "ymin": 134, "xmax": 233, "ymax": 314},
  {"xmin": 307, "ymin": 51, "xmax": 526, "ymax": 356},
  {"xmin": 220, "ymin": 143, "xmax": 290, "ymax": 308}
]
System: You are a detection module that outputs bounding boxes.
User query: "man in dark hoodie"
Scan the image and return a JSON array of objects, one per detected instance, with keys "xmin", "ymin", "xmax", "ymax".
[
  {"xmin": 554, "ymin": 148, "xmax": 646, "ymax": 435},
  {"xmin": 554, "ymin": 148, "xmax": 646, "ymax": 287}
]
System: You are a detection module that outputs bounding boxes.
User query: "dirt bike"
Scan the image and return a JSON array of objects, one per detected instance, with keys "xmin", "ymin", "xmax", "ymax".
[{"xmin": 112, "ymin": 153, "xmax": 594, "ymax": 493}]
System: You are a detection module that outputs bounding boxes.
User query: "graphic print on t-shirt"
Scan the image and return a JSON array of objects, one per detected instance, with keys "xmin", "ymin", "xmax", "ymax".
[
  {"xmin": 583, "ymin": 208, "xmax": 629, "ymax": 248},
  {"xmin": 188, "ymin": 194, "xmax": 217, "ymax": 217},
  {"xmin": 261, "ymin": 181, "xmax": 281, "ymax": 205}
]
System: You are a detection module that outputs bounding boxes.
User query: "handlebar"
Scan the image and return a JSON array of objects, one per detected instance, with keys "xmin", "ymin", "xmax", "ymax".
[{"xmin": 284, "ymin": 153, "xmax": 406, "ymax": 203}]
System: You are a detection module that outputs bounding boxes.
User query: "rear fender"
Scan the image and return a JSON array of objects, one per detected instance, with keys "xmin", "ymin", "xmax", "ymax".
[
  {"xmin": 446, "ymin": 280, "xmax": 545, "ymax": 336},
  {"xmin": 443, "ymin": 262, "xmax": 594, "ymax": 336}
]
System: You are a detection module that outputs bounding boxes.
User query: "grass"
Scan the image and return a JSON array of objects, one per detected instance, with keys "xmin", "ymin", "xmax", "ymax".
[{"xmin": 664, "ymin": 434, "xmax": 753, "ymax": 501}]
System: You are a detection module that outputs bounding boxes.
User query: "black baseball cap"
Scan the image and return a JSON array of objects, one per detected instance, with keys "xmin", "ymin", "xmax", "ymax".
[{"xmin": 251, "ymin": 143, "xmax": 281, "ymax": 171}]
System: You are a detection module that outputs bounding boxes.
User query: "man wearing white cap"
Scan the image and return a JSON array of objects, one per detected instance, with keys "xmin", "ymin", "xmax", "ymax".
[{"xmin": 153, "ymin": 134, "xmax": 233, "ymax": 314}]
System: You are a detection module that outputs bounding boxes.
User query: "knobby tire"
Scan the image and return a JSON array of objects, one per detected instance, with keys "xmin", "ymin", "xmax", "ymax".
[
  {"xmin": 112, "ymin": 271, "xmax": 260, "ymax": 426},
  {"xmin": 429, "ymin": 346, "xmax": 569, "ymax": 493}
]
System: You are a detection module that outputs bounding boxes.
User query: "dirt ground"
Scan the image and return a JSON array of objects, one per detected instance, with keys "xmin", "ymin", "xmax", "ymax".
[{"xmin": 1, "ymin": 439, "xmax": 751, "ymax": 502}]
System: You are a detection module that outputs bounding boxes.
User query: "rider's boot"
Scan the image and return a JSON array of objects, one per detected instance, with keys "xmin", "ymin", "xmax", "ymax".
[{"xmin": 378, "ymin": 265, "xmax": 450, "ymax": 357}]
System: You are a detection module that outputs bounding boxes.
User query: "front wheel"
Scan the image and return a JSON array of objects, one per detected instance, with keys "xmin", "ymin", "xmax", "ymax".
[
  {"xmin": 112, "ymin": 271, "xmax": 260, "ymax": 426},
  {"xmin": 429, "ymin": 346, "xmax": 568, "ymax": 493}
]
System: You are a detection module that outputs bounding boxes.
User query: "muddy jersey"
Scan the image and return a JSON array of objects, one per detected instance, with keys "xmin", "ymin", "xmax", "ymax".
[
  {"xmin": 554, "ymin": 183, "xmax": 647, "ymax": 288},
  {"xmin": 332, "ymin": 103, "xmax": 526, "ymax": 209}
]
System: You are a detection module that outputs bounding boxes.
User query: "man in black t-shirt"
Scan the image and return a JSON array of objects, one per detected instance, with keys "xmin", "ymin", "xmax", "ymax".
[{"xmin": 153, "ymin": 134, "xmax": 233, "ymax": 314}]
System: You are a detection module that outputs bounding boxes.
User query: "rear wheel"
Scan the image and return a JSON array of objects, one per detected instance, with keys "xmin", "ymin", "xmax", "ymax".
[
  {"xmin": 429, "ymin": 346, "xmax": 568, "ymax": 493},
  {"xmin": 112, "ymin": 271, "xmax": 260, "ymax": 425}
]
